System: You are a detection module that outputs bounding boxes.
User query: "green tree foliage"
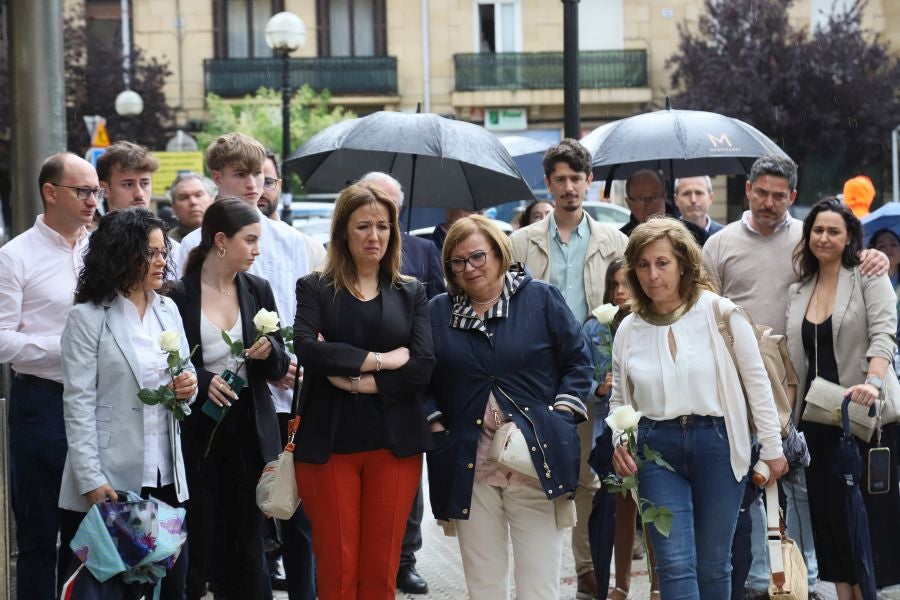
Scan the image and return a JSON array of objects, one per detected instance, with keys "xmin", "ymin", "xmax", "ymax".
[
  {"xmin": 666, "ymin": 0, "xmax": 900, "ymax": 201},
  {"xmin": 196, "ymin": 86, "xmax": 355, "ymax": 161},
  {"xmin": 64, "ymin": 8, "xmax": 174, "ymax": 153}
]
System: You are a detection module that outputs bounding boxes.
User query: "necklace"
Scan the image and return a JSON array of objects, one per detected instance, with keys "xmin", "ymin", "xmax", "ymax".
[
  {"xmin": 201, "ymin": 277, "xmax": 232, "ymax": 296},
  {"xmin": 471, "ymin": 289, "xmax": 503, "ymax": 306},
  {"xmin": 639, "ymin": 299, "xmax": 691, "ymax": 326}
]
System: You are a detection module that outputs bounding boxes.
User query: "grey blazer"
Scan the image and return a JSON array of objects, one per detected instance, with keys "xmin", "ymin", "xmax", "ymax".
[
  {"xmin": 58, "ymin": 295, "xmax": 196, "ymax": 512},
  {"xmin": 785, "ymin": 265, "xmax": 898, "ymax": 423}
]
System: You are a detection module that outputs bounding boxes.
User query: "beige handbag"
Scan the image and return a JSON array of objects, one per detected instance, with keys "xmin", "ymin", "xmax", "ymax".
[
  {"xmin": 256, "ymin": 416, "xmax": 301, "ymax": 519},
  {"xmin": 802, "ymin": 376, "xmax": 877, "ymax": 442},
  {"xmin": 765, "ymin": 485, "xmax": 808, "ymax": 599},
  {"xmin": 487, "ymin": 421, "xmax": 539, "ymax": 479}
]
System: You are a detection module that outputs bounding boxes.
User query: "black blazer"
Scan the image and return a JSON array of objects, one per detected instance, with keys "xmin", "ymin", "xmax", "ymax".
[
  {"xmin": 292, "ymin": 271, "xmax": 435, "ymax": 463},
  {"xmin": 400, "ymin": 233, "xmax": 447, "ymax": 299},
  {"xmin": 168, "ymin": 270, "xmax": 290, "ymax": 463}
]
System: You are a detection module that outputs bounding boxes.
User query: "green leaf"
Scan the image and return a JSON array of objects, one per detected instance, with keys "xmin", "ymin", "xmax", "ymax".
[
  {"xmin": 642, "ymin": 506, "xmax": 659, "ymax": 522},
  {"xmin": 652, "ymin": 506, "xmax": 674, "ymax": 538},
  {"xmin": 643, "ymin": 444, "xmax": 675, "ymax": 472},
  {"xmin": 159, "ymin": 385, "xmax": 176, "ymax": 402},
  {"xmin": 230, "ymin": 341, "xmax": 245, "ymax": 358},
  {"xmin": 221, "ymin": 330, "xmax": 234, "ymax": 347},
  {"xmin": 138, "ymin": 388, "xmax": 160, "ymax": 405},
  {"xmin": 167, "ymin": 351, "xmax": 180, "ymax": 370}
]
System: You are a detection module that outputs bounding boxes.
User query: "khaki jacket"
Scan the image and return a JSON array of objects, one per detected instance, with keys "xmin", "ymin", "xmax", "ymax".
[{"xmin": 509, "ymin": 212, "xmax": 628, "ymax": 316}]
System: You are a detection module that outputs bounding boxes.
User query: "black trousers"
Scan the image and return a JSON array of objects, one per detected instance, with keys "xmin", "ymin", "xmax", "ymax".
[{"xmin": 183, "ymin": 397, "xmax": 271, "ymax": 600}]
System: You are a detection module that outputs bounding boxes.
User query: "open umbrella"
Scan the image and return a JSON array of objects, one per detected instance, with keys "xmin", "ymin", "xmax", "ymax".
[
  {"xmin": 498, "ymin": 135, "xmax": 550, "ymax": 190},
  {"xmin": 285, "ymin": 111, "xmax": 534, "ymax": 211},
  {"xmin": 836, "ymin": 396, "xmax": 878, "ymax": 600},
  {"xmin": 581, "ymin": 99, "xmax": 791, "ymax": 197},
  {"xmin": 861, "ymin": 201, "xmax": 900, "ymax": 246}
]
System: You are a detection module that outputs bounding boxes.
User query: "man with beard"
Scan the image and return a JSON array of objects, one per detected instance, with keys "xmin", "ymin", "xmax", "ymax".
[
  {"xmin": 258, "ymin": 151, "xmax": 283, "ymax": 221},
  {"xmin": 510, "ymin": 138, "xmax": 627, "ymax": 600}
]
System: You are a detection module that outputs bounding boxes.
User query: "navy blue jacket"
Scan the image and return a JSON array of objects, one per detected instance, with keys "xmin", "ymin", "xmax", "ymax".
[
  {"xmin": 401, "ymin": 233, "xmax": 446, "ymax": 299},
  {"xmin": 424, "ymin": 275, "xmax": 593, "ymax": 521}
]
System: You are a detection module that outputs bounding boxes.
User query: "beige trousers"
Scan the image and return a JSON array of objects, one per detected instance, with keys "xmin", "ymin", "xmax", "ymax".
[
  {"xmin": 455, "ymin": 481, "xmax": 564, "ymax": 600},
  {"xmin": 574, "ymin": 412, "xmax": 601, "ymax": 575}
]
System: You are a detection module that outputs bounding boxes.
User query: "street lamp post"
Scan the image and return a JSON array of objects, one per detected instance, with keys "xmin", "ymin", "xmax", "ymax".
[{"xmin": 266, "ymin": 11, "xmax": 307, "ymax": 192}]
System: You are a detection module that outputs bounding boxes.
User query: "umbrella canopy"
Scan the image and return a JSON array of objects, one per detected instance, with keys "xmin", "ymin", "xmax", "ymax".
[
  {"xmin": 836, "ymin": 397, "xmax": 878, "ymax": 600},
  {"xmin": 861, "ymin": 201, "xmax": 900, "ymax": 246},
  {"xmin": 498, "ymin": 135, "xmax": 550, "ymax": 190},
  {"xmin": 286, "ymin": 111, "xmax": 534, "ymax": 210},
  {"xmin": 581, "ymin": 99, "xmax": 791, "ymax": 196}
]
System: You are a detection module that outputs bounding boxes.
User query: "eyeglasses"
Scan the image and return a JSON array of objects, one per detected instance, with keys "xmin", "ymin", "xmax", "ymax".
[
  {"xmin": 263, "ymin": 177, "xmax": 281, "ymax": 191},
  {"xmin": 144, "ymin": 249, "xmax": 169, "ymax": 262},
  {"xmin": 446, "ymin": 249, "xmax": 491, "ymax": 273},
  {"xmin": 52, "ymin": 184, "xmax": 105, "ymax": 202},
  {"xmin": 626, "ymin": 195, "xmax": 664, "ymax": 205}
]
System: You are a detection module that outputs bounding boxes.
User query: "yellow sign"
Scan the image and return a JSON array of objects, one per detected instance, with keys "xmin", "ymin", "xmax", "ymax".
[
  {"xmin": 152, "ymin": 151, "xmax": 205, "ymax": 197},
  {"xmin": 91, "ymin": 122, "xmax": 110, "ymax": 148}
]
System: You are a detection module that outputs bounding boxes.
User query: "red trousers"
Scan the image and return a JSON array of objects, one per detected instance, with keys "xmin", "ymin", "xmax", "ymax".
[{"xmin": 295, "ymin": 449, "xmax": 422, "ymax": 600}]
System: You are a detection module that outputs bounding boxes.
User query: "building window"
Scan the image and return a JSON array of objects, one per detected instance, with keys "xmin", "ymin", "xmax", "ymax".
[
  {"xmin": 578, "ymin": 0, "xmax": 623, "ymax": 50},
  {"xmin": 316, "ymin": 0, "xmax": 386, "ymax": 57},
  {"xmin": 474, "ymin": 1, "xmax": 520, "ymax": 53},
  {"xmin": 213, "ymin": 0, "xmax": 284, "ymax": 59}
]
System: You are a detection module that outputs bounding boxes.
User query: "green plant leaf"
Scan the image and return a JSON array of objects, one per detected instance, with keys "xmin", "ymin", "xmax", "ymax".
[
  {"xmin": 221, "ymin": 330, "xmax": 234, "ymax": 347},
  {"xmin": 167, "ymin": 351, "xmax": 180, "ymax": 370},
  {"xmin": 138, "ymin": 388, "xmax": 160, "ymax": 405},
  {"xmin": 642, "ymin": 506, "xmax": 659, "ymax": 522},
  {"xmin": 643, "ymin": 444, "xmax": 675, "ymax": 472},
  {"xmin": 159, "ymin": 385, "xmax": 176, "ymax": 402},
  {"xmin": 652, "ymin": 506, "xmax": 674, "ymax": 538}
]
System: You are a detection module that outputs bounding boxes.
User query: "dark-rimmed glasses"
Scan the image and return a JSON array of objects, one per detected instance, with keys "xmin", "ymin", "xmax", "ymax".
[
  {"xmin": 52, "ymin": 184, "xmax": 105, "ymax": 202},
  {"xmin": 446, "ymin": 249, "xmax": 492, "ymax": 273}
]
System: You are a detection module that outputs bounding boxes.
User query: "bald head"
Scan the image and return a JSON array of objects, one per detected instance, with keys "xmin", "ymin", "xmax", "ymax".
[{"xmin": 359, "ymin": 172, "xmax": 404, "ymax": 209}]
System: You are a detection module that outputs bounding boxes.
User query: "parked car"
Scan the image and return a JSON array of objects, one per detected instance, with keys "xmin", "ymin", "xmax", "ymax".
[{"xmin": 581, "ymin": 201, "xmax": 631, "ymax": 227}]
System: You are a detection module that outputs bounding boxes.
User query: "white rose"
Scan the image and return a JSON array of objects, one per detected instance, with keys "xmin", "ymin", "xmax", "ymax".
[
  {"xmin": 253, "ymin": 309, "xmax": 281, "ymax": 334},
  {"xmin": 605, "ymin": 405, "xmax": 642, "ymax": 432},
  {"xmin": 592, "ymin": 303, "xmax": 619, "ymax": 325},
  {"xmin": 158, "ymin": 331, "xmax": 181, "ymax": 353}
]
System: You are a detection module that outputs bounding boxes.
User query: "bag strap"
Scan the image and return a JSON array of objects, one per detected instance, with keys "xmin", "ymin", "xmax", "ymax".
[
  {"xmin": 284, "ymin": 364, "xmax": 305, "ymax": 451},
  {"xmin": 766, "ymin": 483, "xmax": 787, "ymax": 592},
  {"xmin": 713, "ymin": 298, "xmax": 749, "ymax": 396}
]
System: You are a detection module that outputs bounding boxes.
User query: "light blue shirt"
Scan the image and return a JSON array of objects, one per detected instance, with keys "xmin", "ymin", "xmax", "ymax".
[{"xmin": 548, "ymin": 213, "xmax": 590, "ymax": 323}]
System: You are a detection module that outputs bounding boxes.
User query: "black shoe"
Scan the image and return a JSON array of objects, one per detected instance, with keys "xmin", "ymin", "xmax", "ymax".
[{"xmin": 396, "ymin": 565, "xmax": 429, "ymax": 594}]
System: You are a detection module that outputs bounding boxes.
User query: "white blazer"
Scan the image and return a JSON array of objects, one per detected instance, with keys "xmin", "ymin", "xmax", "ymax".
[{"xmin": 58, "ymin": 295, "xmax": 196, "ymax": 512}]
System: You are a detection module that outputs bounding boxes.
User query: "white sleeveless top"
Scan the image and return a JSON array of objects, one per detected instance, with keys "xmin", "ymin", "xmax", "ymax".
[{"xmin": 200, "ymin": 311, "xmax": 243, "ymax": 375}]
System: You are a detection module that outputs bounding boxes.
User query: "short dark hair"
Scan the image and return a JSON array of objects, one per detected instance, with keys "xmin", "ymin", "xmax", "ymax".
[
  {"xmin": 96, "ymin": 141, "xmax": 159, "ymax": 183},
  {"xmin": 542, "ymin": 138, "xmax": 592, "ymax": 177},
  {"xmin": 792, "ymin": 197, "xmax": 862, "ymax": 282},
  {"xmin": 521, "ymin": 200, "xmax": 554, "ymax": 226},
  {"xmin": 74, "ymin": 208, "xmax": 172, "ymax": 304},
  {"xmin": 183, "ymin": 197, "xmax": 260, "ymax": 274},
  {"xmin": 602, "ymin": 258, "xmax": 626, "ymax": 305},
  {"xmin": 869, "ymin": 228, "xmax": 900, "ymax": 251},
  {"xmin": 625, "ymin": 169, "xmax": 665, "ymax": 199},
  {"xmin": 38, "ymin": 152, "xmax": 78, "ymax": 204},
  {"xmin": 265, "ymin": 150, "xmax": 282, "ymax": 179},
  {"xmin": 748, "ymin": 155, "xmax": 798, "ymax": 190}
]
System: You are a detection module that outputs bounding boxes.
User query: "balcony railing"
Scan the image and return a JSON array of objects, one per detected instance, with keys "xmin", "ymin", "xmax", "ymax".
[
  {"xmin": 204, "ymin": 56, "xmax": 398, "ymax": 97},
  {"xmin": 454, "ymin": 50, "xmax": 647, "ymax": 92}
]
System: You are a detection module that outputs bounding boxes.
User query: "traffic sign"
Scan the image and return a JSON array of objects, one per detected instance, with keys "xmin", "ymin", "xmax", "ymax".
[{"xmin": 85, "ymin": 147, "xmax": 107, "ymax": 168}]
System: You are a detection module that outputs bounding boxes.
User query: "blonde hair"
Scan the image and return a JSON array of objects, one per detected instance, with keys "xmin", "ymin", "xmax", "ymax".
[
  {"xmin": 205, "ymin": 133, "xmax": 266, "ymax": 173},
  {"xmin": 441, "ymin": 215, "xmax": 512, "ymax": 296},
  {"xmin": 323, "ymin": 183, "xmax": 409, "ymax": 296},
  {"xmin": 623, "ymin": 216, "xmax": 714, "ymax": 315}
]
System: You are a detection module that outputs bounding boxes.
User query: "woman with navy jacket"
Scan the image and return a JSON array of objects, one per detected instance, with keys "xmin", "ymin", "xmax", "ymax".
[{"xmin": 425, "ymin": 215, "xmax": 593, "ymax": 600}]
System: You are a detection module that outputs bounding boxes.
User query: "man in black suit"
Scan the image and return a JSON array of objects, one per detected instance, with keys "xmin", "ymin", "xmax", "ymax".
[{"xmin": 359, "ymin": 172, "xmax": 444, "ymax": 595}]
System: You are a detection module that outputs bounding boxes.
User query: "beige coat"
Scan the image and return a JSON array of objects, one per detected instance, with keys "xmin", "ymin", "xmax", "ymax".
[
  {"xmin": 786, "ymin": 266, "xmax": 899, "ymax": 423},
  {"xmin": 509, "ymin": 212, "xmax": 628, "ymax": 315}
]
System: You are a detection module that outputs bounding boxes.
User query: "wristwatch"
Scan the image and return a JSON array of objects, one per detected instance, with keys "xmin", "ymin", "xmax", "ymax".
[{"xmin": 865, "ymin": 375, "xmax": 884, "ymax": 390}]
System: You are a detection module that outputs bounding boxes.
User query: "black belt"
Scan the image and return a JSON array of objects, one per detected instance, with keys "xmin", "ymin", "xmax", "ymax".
[
  {"xmin": 13, "ymin": 373, "xmax": 64, "ymax": 394},
  {"xmin": 640, "ymin": 415, "xmax": 724, "ymax": 428}
]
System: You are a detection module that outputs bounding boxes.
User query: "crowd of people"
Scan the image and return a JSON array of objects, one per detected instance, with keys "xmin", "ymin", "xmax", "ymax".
[{"xmin": 1, "ymin": 129, "xmax": 899, "ymax": 600}]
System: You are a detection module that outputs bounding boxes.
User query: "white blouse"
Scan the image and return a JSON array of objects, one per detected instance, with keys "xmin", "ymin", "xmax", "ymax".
[
  {"xmin": 200, "ymin": 311, "xmax": 243, "ymax": 376},
  {"xmin": 626, "ymin": 295, "xmax": 724, "ymax": 420},
  {"xmin": 115, "ymin": 291, "xmax": 174, "ymax": 489}
]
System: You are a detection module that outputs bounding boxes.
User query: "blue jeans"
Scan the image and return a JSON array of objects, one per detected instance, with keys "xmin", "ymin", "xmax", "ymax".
[
  {"xmin": 9, "ymin": 377, "xmax": 69, "ymax": 600},
  {"xmin": 636, "ymin": 417, "xmax": 746, "ymax": 600},
  {"xmin": 783, "ymin": 469, "xmax": 818, "ymax": 586}
]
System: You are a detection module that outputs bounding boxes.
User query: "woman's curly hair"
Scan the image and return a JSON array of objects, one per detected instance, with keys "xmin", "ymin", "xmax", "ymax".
[{"xmin": 74, "ymin": 208, "xmax": 172, "ymax": 305}]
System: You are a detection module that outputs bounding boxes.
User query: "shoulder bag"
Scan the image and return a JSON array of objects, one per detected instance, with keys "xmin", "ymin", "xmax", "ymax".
[
  {"xmin": 256, "ymin": 370, "xmax": 303, "ymax": 519},
  {"xmin": 765, "ymin": 484, "xmax": 808, "ymax": 599}
]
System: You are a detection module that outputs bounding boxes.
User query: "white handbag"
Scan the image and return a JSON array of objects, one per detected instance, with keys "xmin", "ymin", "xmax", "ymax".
[{"xmin": 256, "ymin": 416, "xmax": 301, "ymax": 519}]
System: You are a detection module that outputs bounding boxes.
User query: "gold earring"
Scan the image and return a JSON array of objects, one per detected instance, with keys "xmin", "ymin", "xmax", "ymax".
[{"xmin": 217, "ymin": 246, "xmax": 226, "ymax": 258}]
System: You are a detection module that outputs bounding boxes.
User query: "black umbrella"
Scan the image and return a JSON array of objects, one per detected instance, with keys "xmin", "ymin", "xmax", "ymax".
[
  {"xmin": 836, "ymin": 396, "xmax": 878, "ymax": 600},
  {"xmin": 285, "ymin": 111, "xmax": 534, "ymax": 211},
  {"xmin": 498, "ymin": 135, "xmax": 550, "ymax": 191},
  {"xmin": 580, "ymin": 98, "xmax": 791, "ymax": 197}
]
